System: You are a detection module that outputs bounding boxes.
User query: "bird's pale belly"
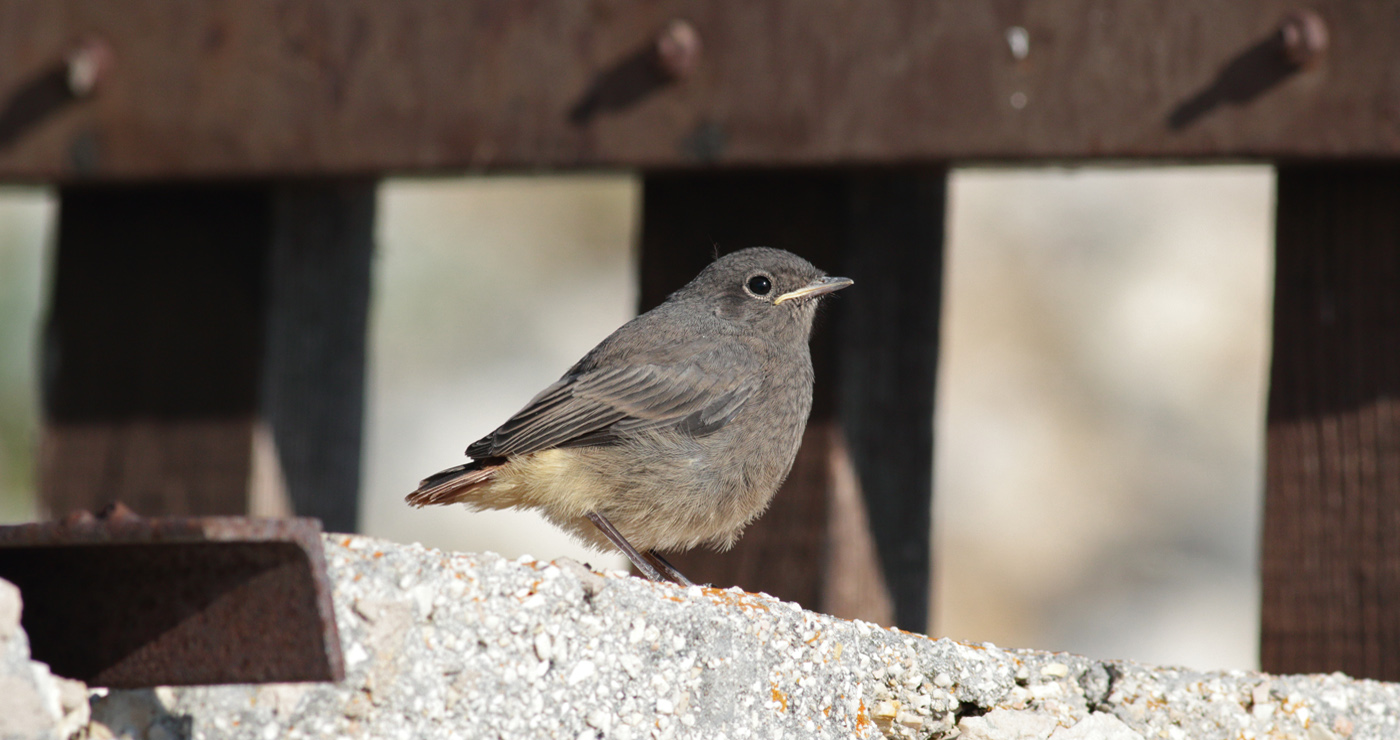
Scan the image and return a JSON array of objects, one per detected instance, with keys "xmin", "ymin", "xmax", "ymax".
[{"xmin": 492, "ymin": 424, "xmax": 798, "ymax": 553}]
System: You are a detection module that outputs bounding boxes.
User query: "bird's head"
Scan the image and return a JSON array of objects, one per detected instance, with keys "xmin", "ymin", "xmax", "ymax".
[{"xmin": 675, "ymin": 247, "xmax": 853, "ymax": 335}]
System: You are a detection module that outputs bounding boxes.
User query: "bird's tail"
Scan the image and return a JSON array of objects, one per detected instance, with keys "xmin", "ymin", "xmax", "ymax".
[{"xmin": 406, "ymin": 460, "xmax": 501, "ymax": 507}]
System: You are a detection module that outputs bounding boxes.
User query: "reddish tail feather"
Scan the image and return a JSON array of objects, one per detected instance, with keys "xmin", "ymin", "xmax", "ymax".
[{"xmin": 406, "ymin": 460, "xmax": 499, "ymax": 507}]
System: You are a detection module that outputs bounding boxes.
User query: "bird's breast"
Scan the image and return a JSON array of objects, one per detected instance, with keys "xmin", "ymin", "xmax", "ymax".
[{"xmin": 711, "ymin": 352, "xmax": 814, "ymax": 501}]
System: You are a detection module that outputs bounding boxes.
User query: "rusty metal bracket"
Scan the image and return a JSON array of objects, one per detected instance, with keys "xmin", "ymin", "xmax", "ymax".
[{"xmin": 0, "ymin": 505, "xmax": 344, "ymax": 688}]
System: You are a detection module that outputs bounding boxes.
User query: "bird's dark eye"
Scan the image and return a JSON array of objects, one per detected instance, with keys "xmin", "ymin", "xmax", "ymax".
[{"xmin": 746, "ymin": 274, "xmax": 772, "ymax": 296}]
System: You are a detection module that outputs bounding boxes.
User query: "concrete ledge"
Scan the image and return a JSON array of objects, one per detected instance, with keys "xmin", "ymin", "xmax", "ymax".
[
  {"xmin": 0, "ymin": 579, "xmax": 89, "ymax": 740},
  {"xmin": 64, "ymin": 535, "xmax": 1400, "ymax": 739}
]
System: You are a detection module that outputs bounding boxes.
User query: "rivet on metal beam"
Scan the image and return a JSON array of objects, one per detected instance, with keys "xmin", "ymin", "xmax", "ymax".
[
  {"xmin": 1278, "ymin": 10, "xmax": 1328, "ymax": 68},
  {"xmin": 656, "ymin": 20, "xmax": 702, "ymax": 81}
]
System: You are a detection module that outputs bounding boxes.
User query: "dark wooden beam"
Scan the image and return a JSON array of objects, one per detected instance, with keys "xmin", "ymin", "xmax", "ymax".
[
  {"xmin": 838, "ymin": 173, "xmax": 944, "ymax": 632},
  {"xmin": 1261, "ymin": 166, "xmax": 1400, "ymax": 679},
  {"xmin": 41, "ymin": 184, "xmax": 271, "ymax": 518},
  {"xmin": 639, "ymin": 169, "xmax": 944, "ymax": 632},
  {"xmin": 39, "ymin": 181, "xmax": 372, "ymax": 532},
  {"xmin": 262, "ymin": 182, "xmax": 374, "ymax": 534},
  {"xmin": 0, "ymin": 2, "xmax": 1394, "ymax": 180}
]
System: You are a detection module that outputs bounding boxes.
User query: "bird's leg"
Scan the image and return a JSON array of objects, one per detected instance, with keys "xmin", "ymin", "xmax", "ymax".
[
  {"xmin": 586, "ymin": 512, "xmax": 667, "ymax": 582},
  {"xmin": 643, "ymin": 550, "xmax": 695, "ymax": 587}
]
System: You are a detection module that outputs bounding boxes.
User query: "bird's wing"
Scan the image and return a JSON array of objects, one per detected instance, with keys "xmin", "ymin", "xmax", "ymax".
[{"xmin": 465, "ymin": 358, "xmax": 760, "ymax": 459}]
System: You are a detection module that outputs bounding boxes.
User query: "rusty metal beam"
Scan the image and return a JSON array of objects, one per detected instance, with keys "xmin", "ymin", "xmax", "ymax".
[
  {"xmin": 0, "ymin": 1, "xmax": 1393, "ymax": 180},
  {"xmin": 0, "ymin": 506, "xmax": 344, "ymax": 688}
]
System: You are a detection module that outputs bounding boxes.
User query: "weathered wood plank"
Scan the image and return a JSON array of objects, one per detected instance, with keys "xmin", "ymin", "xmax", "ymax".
[
  {"xmin": 39, "ymin": 181, "xmax": 372, "ymax": 531},
  {"xmin": 40, "ymin": 184, "xmax": 270, "ymax": 517},
  {"xmin": 838, "ymin": 172, "xmax": 945, "ymax": 632},
  {"xmin": 0, "ymin": 1, "xmax": 1394, "ymax": 180},
  {"xmin": 1261, "ymin": 166, "xmax": 1400, "ymax": 680},
  {"xmin": 263, "ymin": 182, "xmax": 374, "ymax": 533}
]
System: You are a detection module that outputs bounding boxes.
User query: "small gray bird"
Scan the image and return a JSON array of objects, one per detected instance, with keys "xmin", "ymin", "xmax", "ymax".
[{"xmin": 406, "ymin": 247, "xmax": 852, "ymax": 584}]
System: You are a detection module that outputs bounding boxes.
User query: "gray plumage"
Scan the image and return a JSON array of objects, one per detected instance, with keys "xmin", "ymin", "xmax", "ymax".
[{"xmin": 407, "ymin": 247, "xmax": 851, "ymax": 581}]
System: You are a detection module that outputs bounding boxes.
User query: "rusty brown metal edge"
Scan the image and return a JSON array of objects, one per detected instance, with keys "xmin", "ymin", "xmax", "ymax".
[
  {"xmin": 0, "ymin": 0, "xmax": 1396, "ymax": 180},
  {"xmin": 0, "ymin": 509, "xmax": 317, "ymax": 547},
  {"xmin": 0, "ymin": 511, "xmax": 345, "ymax": 686}
]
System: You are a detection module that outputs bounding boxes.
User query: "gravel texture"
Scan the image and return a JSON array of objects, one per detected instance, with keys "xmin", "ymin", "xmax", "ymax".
[
  {"xmin": 0, "ymin": 577, "xmax": 90, "ymax": 740},
  {"xmin": 71, "ymin": 535, "xmax": 1400, "ymax": 739}
]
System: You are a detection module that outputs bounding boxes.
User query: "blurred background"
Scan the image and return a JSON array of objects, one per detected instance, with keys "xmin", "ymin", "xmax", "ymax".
[{"xmin": 0, "ymin": 165, "xmax": 1272, "ymax": 671}]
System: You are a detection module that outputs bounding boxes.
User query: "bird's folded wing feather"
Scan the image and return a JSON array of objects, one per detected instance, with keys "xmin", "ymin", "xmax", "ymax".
[{"xmin": 465, "ymin": 360, "xmax": 759, "ymax": 459}]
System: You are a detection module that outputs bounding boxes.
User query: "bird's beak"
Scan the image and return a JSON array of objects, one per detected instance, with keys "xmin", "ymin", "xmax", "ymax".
[{"xmin": 772, "ymin": 276, "xmax": 854, "ymax": 305}]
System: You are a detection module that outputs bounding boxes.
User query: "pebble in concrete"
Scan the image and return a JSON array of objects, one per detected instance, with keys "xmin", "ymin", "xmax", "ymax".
[{"xmin": 76, "ymin": 535, "xmax": 1400, "ymax": 739}]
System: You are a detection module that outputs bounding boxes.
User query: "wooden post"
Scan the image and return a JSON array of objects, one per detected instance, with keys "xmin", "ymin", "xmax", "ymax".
[
  {"xmin": 39, "ymin": 181, "xmax": 373, "ymax": 532},
  {"xmin": 1261, "ymin": 166, "xmax": 1400, "ymax": 679},
  {"xmin": 262, "ymin": 182, "xmax": 375, "ymax": 534},
  {"xmin": 639, "ymin": 169, "xmax": 945, "ymax": 631},
  {"xmin": 839, "ymin": 173, "xmax": 945, "ymax": 633}
]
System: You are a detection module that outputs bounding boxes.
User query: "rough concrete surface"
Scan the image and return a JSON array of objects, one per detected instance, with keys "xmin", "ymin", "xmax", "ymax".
[
  {"xmin": 0, "ymin": 578, "xmax": 90, "ymax": 740},
  {"xmin": 37, "ymin": 534, "xmax": 1400, "ymax": 739}
]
